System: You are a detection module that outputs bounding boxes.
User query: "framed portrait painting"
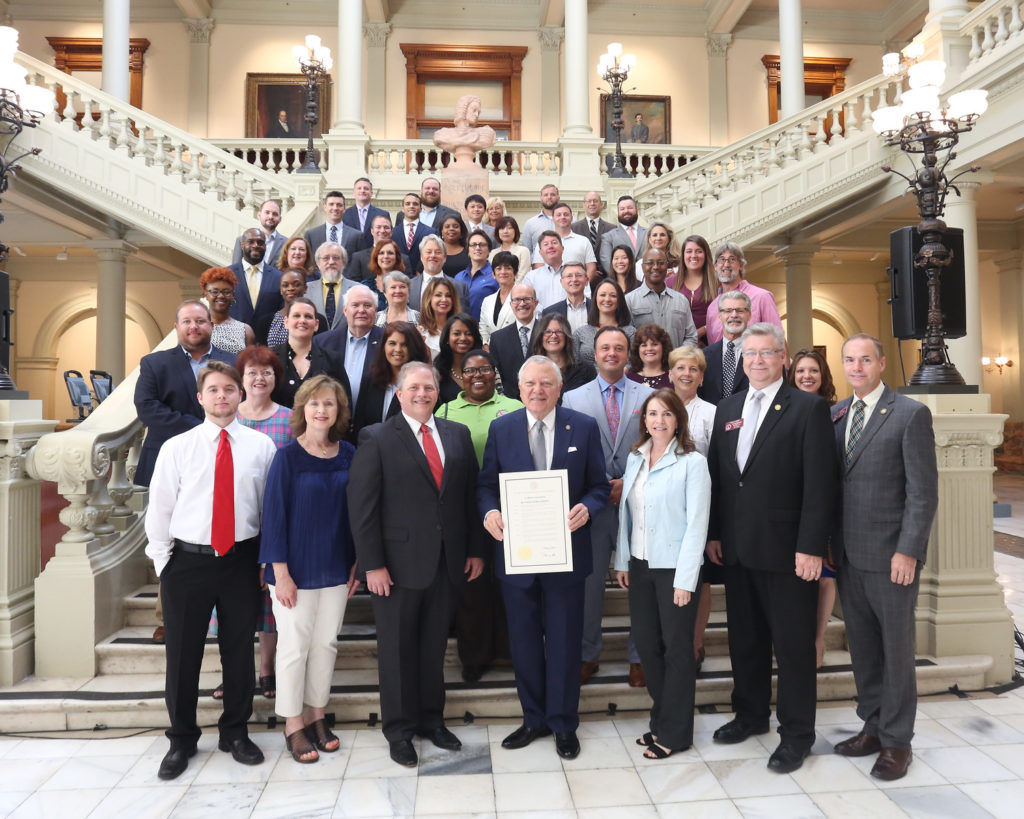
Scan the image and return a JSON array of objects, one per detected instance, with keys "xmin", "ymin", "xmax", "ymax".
[
  {"xmin": 600, "ymin": 94, "xmax": 671, "ymax": 145},
  {"xmin": 245, "ymin": 73, "xmax": 333, "ymax": 139}
]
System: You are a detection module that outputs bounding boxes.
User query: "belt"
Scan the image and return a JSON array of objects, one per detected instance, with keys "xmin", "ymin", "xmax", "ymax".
[{"xmin": 173, "ymin": 536, "xmax": 258, "ymax": 557}]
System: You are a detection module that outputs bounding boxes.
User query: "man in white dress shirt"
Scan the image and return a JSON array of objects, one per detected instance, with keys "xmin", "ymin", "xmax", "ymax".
[
  {"xmin": 145, "ymin": 361, "xmax": 277, "ymax": 781},
  {"xmin": 523, "ymin": 231, "xmax": 567, "ymax": 310},
  {"xmin": 532, "ymin": 203, "xmax": 597, "ymax": 282},
  {"xmin": 521, "ymin": 184, "xmax": 560, "ymax": 252}
]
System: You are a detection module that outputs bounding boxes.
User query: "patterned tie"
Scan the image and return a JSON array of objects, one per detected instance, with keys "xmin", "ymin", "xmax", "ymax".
[
  {"xmin": 519, "ymin": 326, "xmax": 530, "ymax": 358},
  {"xmin": 211, "ymin": 429, "xmax": 234, "ymax": 556},
  {"xmin": 722, "ymin": 340, "xmax": 737, "ymax": 397},
  {"xmin": 589, "ymin": 220, "xmax": 599, "ymax": 253},
  {"xmin": 325, "ymin": 282, "xmax": 337, "ymax": 326},
  {"xmin": 329, "ymin": 225, "xmax": 338, "ymax": 243},
  {"xmin": 407, "ymin": 222, "xmax": 416, "ymax": 248},
  {"xmin": 605, "ymin": 384, "xmax": 620, "ymax": 443},
  {"xmin": 421, "ymin": 424, "xmax": 443, "ymax": 489},
  {"xmin": 247, "ymin": 265, "xmax": 260, "ymax": 306},
  {"xmin": 845, "ymin": 399, "xmax": 867, "ymax": 466},
  {"xmin": 531, "ymin": 420, "xmax": 547, "ymax": 471},
  {"xmin": 736, "ymin": 390, "xmax": 763, "ymax": 472}
]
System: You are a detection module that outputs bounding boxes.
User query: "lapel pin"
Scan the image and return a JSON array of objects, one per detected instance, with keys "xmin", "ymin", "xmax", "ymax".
[
  {"xmin": 565, "ymin": 424, "xmax": 571, "ymax": 430},
  {"xmin": 774, "ymin": 404, "xmax": 781, "ymax": 411},
  {"xmin": 880, "ymin": 408, "xmax": 887, "ymax": 414}
]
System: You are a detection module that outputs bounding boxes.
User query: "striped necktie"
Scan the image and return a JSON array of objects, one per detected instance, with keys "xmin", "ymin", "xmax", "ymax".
[{"xmin": 845, "ymin": 400, "xmax": 866, "ymax": 465}]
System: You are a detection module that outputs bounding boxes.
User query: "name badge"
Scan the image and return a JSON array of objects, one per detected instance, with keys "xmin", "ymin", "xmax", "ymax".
[
  {"xmin": 725, "ymin": 418, "xmax": 744, "ymax": 431},
  {"xmin": 833, "ymin": 405, "xmax": 849, "ymax": 423}
]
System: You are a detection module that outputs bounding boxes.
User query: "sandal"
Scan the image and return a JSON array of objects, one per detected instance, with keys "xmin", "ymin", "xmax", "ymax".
[
  {"xmin": 643, "ymin": 742, "xmax": 685, "ymax": 760},
  {"xmin": 260, "ymin": 675, "xmax": 276, "ymax": 699},
  {"xmin": 285, "ymin": 728, "xmax": 319, "ymax": 764},
  {"xmin": 306, "ymin": 718, "xmax": 340, "ymax": 753},
  {"xmin": 636, "ymin": 732, "xmax": 655, "ymax": 747},
  {"xmin": 211, "ymin": 684, "xmax": 224, "ymax": 700}
]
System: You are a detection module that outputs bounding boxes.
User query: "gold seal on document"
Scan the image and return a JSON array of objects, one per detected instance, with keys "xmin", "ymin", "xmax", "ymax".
[{"xmin": 518, "ymin": 546, "xmax": 533, "ymax": 560}]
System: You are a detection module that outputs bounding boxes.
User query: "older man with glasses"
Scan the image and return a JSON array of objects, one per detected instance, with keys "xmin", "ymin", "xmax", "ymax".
[{"xmin": 704, "ymin": 243, "xmax": 782, "ymax": 344}]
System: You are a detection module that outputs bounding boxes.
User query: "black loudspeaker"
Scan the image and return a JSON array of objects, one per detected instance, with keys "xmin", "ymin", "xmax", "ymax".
[{"xmin": 887, "ymin": 226, "xmax": 967, "ymax": 340}]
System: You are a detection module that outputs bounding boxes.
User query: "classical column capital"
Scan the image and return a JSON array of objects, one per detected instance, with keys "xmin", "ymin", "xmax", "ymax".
[
  {"xmin": 773, "ymin": 243, "xmax": 818, "ymax": 266},
  {"xmin": 363, "ymin": 22, "xmax": 391, "ymax": 48},
  {"xmin": 993, "ymin": 250, "xmax": 1024, "ymax": 274},
  {"xmin": 183, "ymin": 17, "xmax": 215, "ymax": 45},
  {"xmin": 706, "ymin": 33, "xmax": 732, "ymax": 58},
  {"xmin": 87, "ymin": 239, "xmax": 137, "ymax": 262},
  {"xmin": 538, "ymin": 26, "xmax": 565, "ymax": 52}
]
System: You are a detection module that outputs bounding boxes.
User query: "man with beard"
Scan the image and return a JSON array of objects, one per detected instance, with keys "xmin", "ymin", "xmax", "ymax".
[
  {"xmin": 521, "ymin": 184, "xmax": 560, "ymax": 253},
  {"xmin": 402, "ymin": 177, "xmax": 459, "ymax": 231},
  {"xmin": 704, "ymin": 243, "xmax": 782, "ymax": 344},
  {"xmin": 699, "ymin": 290, "xmax": 752, "ymax": 405},
  {"xmin": 346, "ymin": 214, "xmax": 410, "ymax": 281},
  {"xmin": 305, "ymin": 242, "xmax": 358, "ymax": 330},
  {"xmin": 228, "ymin": 228, "xmax": 284, "ymax": 326},
  {"xmin": 625, "ymin": 248, "xmax": 698, "ymax": 348},
  {"xmin": 231, "ymin": 199, "xmax": 285, "ymax": 266},
  {"xmin": 599, "ymin": 195, "xmax": 647, "ymax": 276}
]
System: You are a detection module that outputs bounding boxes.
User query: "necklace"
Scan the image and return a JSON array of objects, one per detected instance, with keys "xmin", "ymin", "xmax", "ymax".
[{"xmin": 300, "ymin": 435, "xmax": 330, "ymax": 457}]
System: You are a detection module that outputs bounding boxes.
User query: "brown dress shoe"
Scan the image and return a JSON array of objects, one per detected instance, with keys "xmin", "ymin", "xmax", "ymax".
[
  {"xmin": 871, "ymin": 747, "xmax": 912, "ymax": 781},
  {"xmin": 833, "ymin": 731, "xmax": 882, "ymax": 757},
  {"xmin": 152, "ymin": 626, "xmax": 165, "ymax": 644},
  {"xmin": 628, "ymin": 662, "xmax": 646, "ymax": 687},
  {"xmin": 580, "ymin": 661, "xmax": 599, "ymax": 684}
]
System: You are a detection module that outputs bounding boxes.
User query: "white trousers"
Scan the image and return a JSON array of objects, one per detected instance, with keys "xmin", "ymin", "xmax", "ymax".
[{"xmin": 269, "ymin": 583, "xmax": 349, "ymax": 718}]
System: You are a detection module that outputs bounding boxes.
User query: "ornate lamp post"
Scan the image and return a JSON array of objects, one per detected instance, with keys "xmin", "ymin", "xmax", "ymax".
[
  {"xmin": 0, "ymin": 26, "xmax": 55, "ymax": 392},
  {"xmin": 598, "ymin": 43, "xmax": 636, "ymax": 179},
  {"xmin": 292, "ymin": 35, "xmax": 332, "ymax": 174},
  {"xmin": 872, "ymin": 48, "xmax": 987, "ymax": 387}
]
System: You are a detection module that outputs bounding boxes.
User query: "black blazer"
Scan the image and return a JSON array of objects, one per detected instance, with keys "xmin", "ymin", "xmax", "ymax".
[
  {"xmin": 699, "ymin": 338, "xmax": 748, "ymax": 405},
  {"xmin": 343, "ymin": 204, "xmax": 390, "ymax": 238},
  {"xmin": 252, "ymin": 310, "xmax": 328, "ymax": 347},
  {"xmin": 490, "ymin": 322, "xmax": 532, "ymax": 401},
  {"xmin": 133, "ymin": 345, "xmax": 237, "ymax": 487},
  {"xmin": 396, "ymin": 204, "xmax": 461, "ymax": 232},
  {"xmin": 315, "ymin": 325, "xmax": 383, "ymax": 422},
  {"xmin": 707, "ymin": 383, "xmax": 838, "ymax": 572},
  {"xmin": 269, "ymin": 342, "xmax": 351, "ymax": 410},
  {"xmin": 391, "ymin": 222, "xmax": 438, "ymax": 275},
  {"xmin": 305, "ymin": 222, "xmax": 367, "ymax": 260},
  {"xmin": 349, "ymin": 415, "xmax": 486, "ymax": 588},
  {"xmin": 345, "ymin": 247, "xmax": 411, "ymax": 282},
  {"xmin": 543, "ymin": 298, "xmax": 592, "ymax": 319},
  {"xmin": 561, "ymin": 361, "xmax": 598, "ymax": 396},
  {"xmin": 227, "ymin": 261, "xmax": 284, "ymax": 326},
  {"xmin": 351, "ymin": 380, "xmax": 402, "ymax": 437}
]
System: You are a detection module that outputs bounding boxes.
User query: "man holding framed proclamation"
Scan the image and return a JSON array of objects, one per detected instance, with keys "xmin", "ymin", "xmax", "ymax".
[{"xmin": 479, "ymin": 355, "xmax": 609, "ymax": 760}]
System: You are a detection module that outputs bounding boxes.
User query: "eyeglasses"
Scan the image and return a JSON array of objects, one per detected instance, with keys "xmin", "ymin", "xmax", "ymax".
[
  {"xmin": 462, "ymin": 366, "xmax": 495, "ymax": 376},
  {"xmin": 468, "ymin": 242, "xmax": 490, "ymax": 249},
  {"xmin": 543, "ymin": 329, "xmax": 565, "ymax": 337},
  {"xmin": 741, "ymin": 349, "xmax": 783, "ymax": 360},
  {"xmin": 716, "ymin": 256, "xmax": 741, "ymax": 265},
  {"xmin": 510, "ymin": 297, "xmax": 536, "ymax": 305},
  {"xmin": 641, "ymin": 260, "xmax": 667, "ymax": 267},
  {"xmin": 719, "ymin": 307, "xmax": 750, "ymax": 315},
  {"xmin": 205, "ymin": 288, "xmax": 233, "ymax": 297}
]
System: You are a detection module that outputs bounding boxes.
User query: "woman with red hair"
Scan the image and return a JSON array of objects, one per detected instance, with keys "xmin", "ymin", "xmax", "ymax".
[{"xmin": 200, "ymin": 267, "xmax": 254, "ymax": 352}]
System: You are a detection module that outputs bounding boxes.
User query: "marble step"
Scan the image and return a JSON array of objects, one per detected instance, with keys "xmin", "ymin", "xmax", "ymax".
[{"xmin": 0, "ymin": 652, "xmax": 994, "ymax": 733}]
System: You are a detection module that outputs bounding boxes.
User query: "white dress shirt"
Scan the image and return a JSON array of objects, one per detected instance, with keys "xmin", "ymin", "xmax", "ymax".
[
  {"xmin": 144, "ymin": 419, "xmax": 277, "ymax": 577},
  {"xmin": 845, "ymin": 380, "xmax": 886, "ymax": 449},
  {"xmin": 524, "ymin": 408, "xmax": 555, "ymax": 470},
  {"xmin": 403, "ymin": 412, "xmax": 446, "ymax": 466},
  {"xmin": 741, "ymin": 377, "xmax": 784, "ymax": 437},
  {"xmin": 531, "ymin": 232, "xmax": 597, "ymax": 268},
  {"xmin": 523, "ymin": 265, "xmax": 564, "ymax": 309},
  {"xmin": 684, "ymin": 395, "xmax": 717, "ymax": 457}
]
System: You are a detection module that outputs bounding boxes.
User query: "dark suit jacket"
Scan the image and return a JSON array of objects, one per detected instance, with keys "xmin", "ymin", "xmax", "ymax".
[
  {"xmin": 477, "ymin": 407, "xmax": 610, "ymax": 587},
  {"xmin": 598, "ymin": 225, "xmax": 647, "ymax": 277},
  {"xmin": 543, "ymin": 298, "xmax": 592, "ymax": 320},
  {"xmin": 392, "ymin": 222, "xmax": 438, "ymax": 276},
  {"xmin": 831, "ymin": 386, "xmax": 937, "ymax": 572},
  {"xmin": 315, "ymin": 325, "xmax": 383, "ymax": 423},
  {"xmin": 349, "ymin": 415, "xmax": 486, "ymax": 588},
  {"xmin": 397, "ymin": 204, "xmax": 460, "ymax": 233},
  {"xmin": 252, "ymin": 310, "xmax": 328, "ymax": 347},
  {"xmin": 343, "ymin": 204, "xmax": 390, "ymax": 238},
  {"xmin": 267, "ymin": 121, "xmax": 294, "ymax": 139},
  {"xmin": 305, "ymin": 222, "xmax": 366, "ymax": 261},
  {"xmin": 269, "ymin": 342, "xmax": 352, "ymax": 410},
  {"xmin": 489, "ymin": 322, "xmax": 532, "ymax": 401},
  {"xmin": 699, "ymin": 338, "xmax": 748, "ymax": 405},
  {"xmin": 407, "ymin": 273, "xmax": 470, "ymax": 311},
  {"xmin": 227, "ymin": 261, "xmax": 284, "ymax": 327},
  {"xmin": 707, "ymin": 383, "xmax": 838, "ymax": 572},
  {"xmin": 571, "ymin": 217, "xmax": 616, "ymax": 271},
  {"xmin": 351, "ymin": 381, "xmax": 401, "ymax": 438},
  {"xmin": 346, "ymin": 247, "xmax": 411, "ymax": 282},
  {"xmin": 133, "ymin": 345, "xmax": 237, "ymax": 486}
]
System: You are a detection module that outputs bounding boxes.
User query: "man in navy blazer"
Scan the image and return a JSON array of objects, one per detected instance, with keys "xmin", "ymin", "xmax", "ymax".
[
  {"xmin": 699, "ymin": 291, "xmax": 751, "ymax": 405},
  {"xmin": 478, "ymin": 355, "xmax": 610, "ymax": 760},
  {"xmin": 228, "ymin": 229, "xmax": 284, "ymax": 327},
  {"xmin": 304, "ymin": 190, "xmax": 367, "ymax": 261},
  {"xmin": 341, "ymin": 178, "xmax": 390, "ymax": 239},
  {"xmin": 134, "ymin": 301, "xmax": 237, "ymax": 487},
  {"xmin": 315, "ymin": 284, "xmax": 382, "ymax": 428},
  {"xmin": 488, "ymin": 283, "xmax": 540, "ymax": 402},
  {"xmin": 346, "ymin": 214, "xmax": 410, "ymax": 282},
  {"xmin": 392, "ymin": 193, "xmax": 438, "ymax": 275}
]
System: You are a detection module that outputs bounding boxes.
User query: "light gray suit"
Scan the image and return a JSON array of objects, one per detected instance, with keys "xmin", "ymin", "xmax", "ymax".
[
  {"xmin": 562, "ymin": 375, "xmax": 652, "ymax": 665},
  {"xmin": 306, "ymin": 278, "xmax": 358, "ymax": 331},
  {"xmin": 831, "ymin": 385, "xmax": 938, "ymax": 748},
  {"xmin": 599, "ymin": 225, "xmax": 647, "ymax": 277}
]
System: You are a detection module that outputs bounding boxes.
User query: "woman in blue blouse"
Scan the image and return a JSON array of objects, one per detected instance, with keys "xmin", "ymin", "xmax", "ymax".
[
  {"xmin": 260, "ymin": 375, "xmax": 359, "ymax": 764},
  {"xmin": 615, "ymin": 389, "xmax": 711, "ymax": 760}
]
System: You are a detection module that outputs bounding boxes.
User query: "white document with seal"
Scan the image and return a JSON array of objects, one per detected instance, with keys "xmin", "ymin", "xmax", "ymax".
[{"xmin": 499, "ymin": 469, "xmax": 573, "ymax": 574}]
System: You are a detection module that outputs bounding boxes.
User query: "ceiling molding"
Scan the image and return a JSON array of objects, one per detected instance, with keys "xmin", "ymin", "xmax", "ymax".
[
  {"xmin": 732, "ymin": 6, "xmax": 891, "ymax": 45},
  {"xmin": 705, "ymin": 0, "xmax": 753, "ymax": 35}
]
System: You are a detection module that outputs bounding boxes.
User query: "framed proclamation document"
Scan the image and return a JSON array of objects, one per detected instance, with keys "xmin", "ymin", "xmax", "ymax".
[{"xmin": 499, "ymin": 469, "xmax": 573, "ymax": 574}]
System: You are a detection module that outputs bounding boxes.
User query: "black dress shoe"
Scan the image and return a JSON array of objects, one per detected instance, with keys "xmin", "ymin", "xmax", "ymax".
[
  {"xmin": 501, "ymin": 723, "xmax": 552, "ymax": 749},
  {"xmin": 218, "ymin": 736, "xmax": 265, "ymax": 766},
  {"xmin": 712, "ymin": 718, "xmax": 770, "ymax": 744},
  {"xmin": 767, "ymin": 742, "xmax": 811, "ymax": 773},
  {"xmin": 417, "ymin": 726, "xmax": 462, "ymax": 751},
  {"xmin": 461, "ymin": 664, "xmax": 487, "ymax": 683},
  {"xmin": 157, "ymin": 746, "xmax": 196, "ymax": 780},
  {"xmin": 554, "ymin": 731, "xmax": 580, "ymax": 759},
  {"xmin": 389, "ymin": 739, "xmax": 418, "ymax": 767}
]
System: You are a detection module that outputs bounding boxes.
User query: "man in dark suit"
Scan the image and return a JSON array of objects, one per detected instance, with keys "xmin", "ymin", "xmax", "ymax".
[
  {"xmin": 342, "ymin": 177, "xmax": 390, "ymax": 239},
  {"xmin": 705, "ymin": 322, "xmax": 837, "ymax": 774},
  {"xmin": 541, "ymin": 263, "xmax": 592, "ymax": 333},
  {"xmin": 397, "ymin": 177, "xmax": 459, "ymax": 232},
  {"xmin": 489, "ymin": 283, "xmax": 540, "ymax": 402},
  {"xmin": 831, "ymin": 334, "xmax": 937, "ymax": 781},
  {"xmin": 230, "ymin": 199, "xmax": 285, "ymax": 266},
  {"xmin": 315, "ymin": 284, "xmax": 381, "ymax": 425},
  {"xmin": 699, "ymin": 291, "xmax": 751, "ymax": 405},
  {"xmin": 598, "ymin": 195, "xmax": 646, "ymax": 276},
  {"xmin": 304, "ymin": 190, "xmax": 366, "ymax": 261},
  {"xmin": 478, "ymin": 355, "xmax": 610, "ymax": 759},
  {"xmin": 571, "ymin": 191, "xmax": 616, "ymax": 274},
  {"xmin": 349, "ymin": 362, "xmax": 485, "ymax": 768},
  {"xmin": 135, "ymin": 300, "xmax": 237, "ymax": 487},
  {"xmin": 228, "ymin": 229, "xmax": 284, "ymax": 327},
  {"xmin": 345, "ymin": 214, "xmax": 410, "ymax": 281},
  {"xmin": 392, "ymin": 193, "xmax": 438, "ymax": 275},
  {"xmin": 406, "ymin": 235, "xmax": 469, "ymax": 311},
  {"xmin": 267, "ymin": 110, "xmax": 293, "ymax": 138}
]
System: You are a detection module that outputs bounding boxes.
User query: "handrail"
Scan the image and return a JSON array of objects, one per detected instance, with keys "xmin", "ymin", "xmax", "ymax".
[{"xmin": 960, "ymin": 0, "xmax": 1024, "ymax": 64}]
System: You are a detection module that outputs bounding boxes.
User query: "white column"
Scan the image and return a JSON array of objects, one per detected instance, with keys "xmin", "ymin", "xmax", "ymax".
[
  {"xmin": 942, "ymin": 181, "xmax": 981, "ymax": 387},
  {"xmin": 778, "ymin": 0, "xmax": 804, "ymax": 119},
  {"xmin": 563, "ymin": 0, "xmax": 591, "ymax": 136},
  {"xmin": 183, "ymin": 18, "xmax": 214, "ymax": 137},
  {"xmin": 706, "ymin": 34, "xmax": 731, "ymax": 145},
  {"xmin": 334, "ymin": 0, "xmax": 364, "ymax": 132},
  {"xmin": 775, "ymin": 244, "xmax": 817, "ymax": 353},
  {"xmin": 363, "ymin": 22, "xmax": 390, "ymax": 138},
  {"xmin": 101, "ymin": 0, "xmax": 130, "ymax": 103},
  {"xmin": 91, "ymin": 240, "xmax": 135, "ymax": 383},
  {"xmin": 994, "ymin": 251, "xmax": 1024, "ymax": 420},
  {"xmin": 538, "ymin": 27, "xmax": 564, "ymax": 142},
  {"xmin": 922, "ymin": 0, "xmax": 972, "ymax": 75}
]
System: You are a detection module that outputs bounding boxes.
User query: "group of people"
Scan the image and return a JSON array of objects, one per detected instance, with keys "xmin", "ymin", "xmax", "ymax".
[{"xmin": 137, "ymin": 180, "xmax": 938, "ymax": 785}]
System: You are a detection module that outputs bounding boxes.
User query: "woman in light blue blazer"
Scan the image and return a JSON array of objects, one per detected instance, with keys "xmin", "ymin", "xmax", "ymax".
[{"xmin": 615, "ymin": 388, "xmax": 711, "ymax": 760}]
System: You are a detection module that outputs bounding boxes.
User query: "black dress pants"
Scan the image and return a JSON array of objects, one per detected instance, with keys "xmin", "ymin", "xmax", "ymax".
[
  {"xmin": 160, "ymin": 540, "xmax": 260, "ymax": 750},
  {"xmin": 454, "ymin": 554, "xmax": 509, "ymax": 668}
]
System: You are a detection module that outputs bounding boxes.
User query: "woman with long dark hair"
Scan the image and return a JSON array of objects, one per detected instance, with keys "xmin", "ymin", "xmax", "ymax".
[
  {"xmin": 351, "ymin": 321, "xmax": 431, "ymax": 435},
  {"xmin": 435, "ymin": 313, "xmax": 484, "ymax": 403},
  {"xmin": 669, "ymin": 235, "xmax": 716, "ymax": 345}
]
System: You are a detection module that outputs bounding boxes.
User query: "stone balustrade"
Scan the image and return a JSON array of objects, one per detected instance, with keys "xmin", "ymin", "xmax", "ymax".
[{"xmin": 962, "ymin": 0, "xmax": 1024, "ymax": 64}]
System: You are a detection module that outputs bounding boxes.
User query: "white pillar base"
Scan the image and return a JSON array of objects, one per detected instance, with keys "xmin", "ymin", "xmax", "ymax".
[{"xmin": 556, "ymin": 134, "xmax": 606, "ymax": 194}]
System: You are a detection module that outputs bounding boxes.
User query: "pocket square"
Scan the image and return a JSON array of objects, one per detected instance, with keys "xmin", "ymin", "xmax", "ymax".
[{"xmin": 568, "ymin": 446, "xmax": 578, "ymax": 453}]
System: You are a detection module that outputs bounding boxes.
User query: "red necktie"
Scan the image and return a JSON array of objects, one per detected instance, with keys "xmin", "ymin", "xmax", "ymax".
[
  {"xmin": 421, "ymin": 424, "xmax": 443, "ymax": 489},
  {"xmin": 211, "ymin": 429, "xmax": 235, "ymax": 556},
  {"xmin": 407, "ymin": 222, "xmax": 416, "ymax": 248}
]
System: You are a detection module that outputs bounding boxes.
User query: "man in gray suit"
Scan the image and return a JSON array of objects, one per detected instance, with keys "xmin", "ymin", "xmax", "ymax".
[
  {"xmin": 831, "ymin": 333, "xmax": 938, "ymax": 782},
  {"xmin": 407, "ymin": 235, "xmax": 470, "ymax": 311},
  {"xmin": 562, "ymin": 326, "xmax": 650, "ymax": 687},
  {"xmin": 305, "ymin": 190, "xmax": 366, "ymax": 261},
  {"xmin": 598, "ymin": 195, "xmax": 646, "ymax": 276},
  {"xmin": 230, "ymin": 199, "xmax": 285, "ymax": 266},
  {"xmin": 306, "ymin": 242, "xmax": 357, "ymax": 330}
]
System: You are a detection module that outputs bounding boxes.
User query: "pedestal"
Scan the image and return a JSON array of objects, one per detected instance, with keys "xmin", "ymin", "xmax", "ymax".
[
  {"xmin": 322, "ymin": 131, "xmax": 371, "ymax": 190},
  {"xmin": 440, "ymin": 164, "xmax": 489, "ymax": 213},
  {"xmin": 909, "ymin": 392, "xmax": 1015, "ymax": 684}
]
